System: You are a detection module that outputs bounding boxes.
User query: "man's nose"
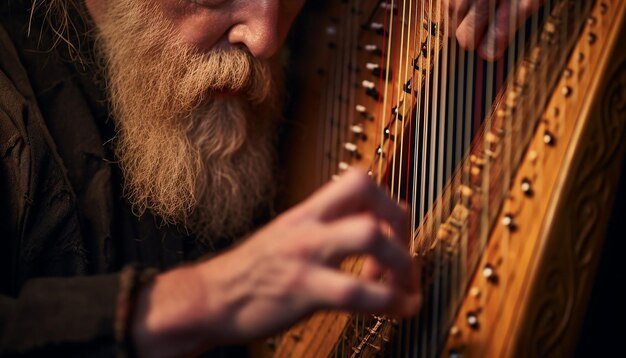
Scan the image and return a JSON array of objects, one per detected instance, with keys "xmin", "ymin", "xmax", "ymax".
[{"xmin": 227, "ymin": 1, "xmax": 282, "ymax": 59}]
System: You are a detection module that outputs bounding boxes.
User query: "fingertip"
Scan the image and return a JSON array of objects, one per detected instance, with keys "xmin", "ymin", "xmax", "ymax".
[{"xmin": 456, "ymin": 24, "xmax": 476, "ymax": 50}]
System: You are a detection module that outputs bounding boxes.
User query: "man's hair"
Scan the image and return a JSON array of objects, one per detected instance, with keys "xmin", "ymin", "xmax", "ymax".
[{"xmin": 31, "ymin": 0, "xmax": 88, "ymax": 60}]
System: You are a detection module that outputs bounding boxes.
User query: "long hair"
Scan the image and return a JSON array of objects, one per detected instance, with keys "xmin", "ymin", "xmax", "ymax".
[{"xmin": 29, "ymin": 0, "xmax": 90, "ymax": 61}]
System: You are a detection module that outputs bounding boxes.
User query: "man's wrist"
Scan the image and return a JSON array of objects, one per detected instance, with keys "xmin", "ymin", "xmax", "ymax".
[{"xmin": 131, "ymin": 264, "xmax": 217, "ymax": 357}]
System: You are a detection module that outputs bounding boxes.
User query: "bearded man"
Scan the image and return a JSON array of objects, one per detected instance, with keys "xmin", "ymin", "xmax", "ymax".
[{"xmin": 0, "ymin": 0, "xmax": 547, "ymax": 356}]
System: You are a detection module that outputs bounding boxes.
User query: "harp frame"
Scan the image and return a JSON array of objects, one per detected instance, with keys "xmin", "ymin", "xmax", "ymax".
[{"xmin": 266, "ymin": 0, "xmax": 626, "ymax": 356}]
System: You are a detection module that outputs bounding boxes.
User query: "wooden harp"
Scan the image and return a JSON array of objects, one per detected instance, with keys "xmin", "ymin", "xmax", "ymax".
[{"xmin": 268, "ymin": 0, "xmax": 626, "ymax": 356}]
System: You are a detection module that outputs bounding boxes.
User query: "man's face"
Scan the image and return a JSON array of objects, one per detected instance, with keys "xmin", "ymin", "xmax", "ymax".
[
  {"xmin": 87, "ymin": 0, "xmax": 305, "ymax": 59},
  {"xmin": 84, "ymin": 0, "xmax": 305, "ymax": 242}
]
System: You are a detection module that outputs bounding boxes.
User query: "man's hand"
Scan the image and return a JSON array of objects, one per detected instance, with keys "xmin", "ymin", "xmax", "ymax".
[
  {"xmin": 132, "ymin": 170, "xmax": 421, "ymax": 357},
  {"xmin": 448, "ymin": 0, "xmax": 545, "ymax": 60}
]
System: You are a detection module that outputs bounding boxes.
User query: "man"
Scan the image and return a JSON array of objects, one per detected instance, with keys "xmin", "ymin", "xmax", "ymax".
[{"xmin": 0, "ymin": 0, "xmax": 542, "ymax": 356}]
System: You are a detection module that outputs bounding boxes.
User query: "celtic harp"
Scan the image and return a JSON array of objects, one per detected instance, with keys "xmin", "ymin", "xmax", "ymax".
[{"xmin": 266, "ymin": 0, "xmax": 626, "ymax": 356}]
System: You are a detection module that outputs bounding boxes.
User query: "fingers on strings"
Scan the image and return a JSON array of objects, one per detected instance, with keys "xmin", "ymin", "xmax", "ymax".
[
  {"xmin": 293, "ymin": 170, "xmax": 420, "ymax": 314},
  {"xmin": 304, "ymin": 266, "xmax": 422, "ymax": 317},
  {"xmin": 450, "ymin": 0, "xmax": 543, "ymax": 60}
]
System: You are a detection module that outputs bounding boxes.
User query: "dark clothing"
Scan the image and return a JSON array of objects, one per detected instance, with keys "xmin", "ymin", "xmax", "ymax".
[{"xmin": 0, "ymin": 4, "xmax": 230, "ymax": 356}]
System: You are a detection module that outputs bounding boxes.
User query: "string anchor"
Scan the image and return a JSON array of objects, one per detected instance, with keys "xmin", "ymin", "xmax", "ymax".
[
  {"xmin": 482, "ymin": 264, "xmax": 498, "ymax": 284},
  {"xmin": 521, "ymin": 178, "xmax": 533, "ymax": 197},
  {"xmin": 466, "ymin": 311, "xmax": 479, "ymax": 330},
  {"xmin": 344, "ymin": 142, "xmax": 362, "ymax": 160},
  {"xmin": 502, "ymin": 214, "xmax": 516, "ymax": 231}
]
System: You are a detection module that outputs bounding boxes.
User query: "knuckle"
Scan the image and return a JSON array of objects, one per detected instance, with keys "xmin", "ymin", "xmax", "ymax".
[
  {"xmin": 287, "ymin": 234, "xmax": 317, "ymax": 260},
  {"xmin": 281, "ymin": 262, "xmax": 309, "ymax": 292}
]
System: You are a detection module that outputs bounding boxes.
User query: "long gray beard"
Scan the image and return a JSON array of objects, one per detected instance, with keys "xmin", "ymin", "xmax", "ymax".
[{"xmin": 96, "ymin": 0, "xmax": 279, "ymax": 243}]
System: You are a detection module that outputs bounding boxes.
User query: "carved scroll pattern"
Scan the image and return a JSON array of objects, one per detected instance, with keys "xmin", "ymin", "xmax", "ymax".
[{"xmin": 524, "ymin": 60, "xmax": 626, "ymax": 357}]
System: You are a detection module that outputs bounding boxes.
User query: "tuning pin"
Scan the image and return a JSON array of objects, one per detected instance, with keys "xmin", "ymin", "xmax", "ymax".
[
  {"xmin": 351, "ymin": 125, "xmax": 364, "ymax": 134},
  {"xmin": 370, "ymin": 22, "xmax": 384, "ymax": 31},
  {"xmin": 466, "ymin": 311, "xmax": 479, "ymax": 330},
  {"xmin": 344, "ymin": 142, "xmax": 358, "ymax": 153},
  {"xmin": 362, "ymin": 80, "xmax": 375, "ymax": 89},
  {"xmin": 338, "ymin": 162, "xmax": 349, "ymax": 171},
  {"xmin": 344, "ymin": 142, "xmax": 361, "ymax": 160},
  {"xmin": 369, "ymin": 22, "xmax": 386, "ymax": 36},
  {"xmin": 521, "ymin": 178, "xmax": 533, "ymax": 196},
  {"xmin": 502, "ymin": 213, "xmax": 516, "ymax": 231},
  {"xmin": 449, "ymin": 326, "xmax": 461, "ymax": 337},
  {"xmin": 384, "ymin": 128, "xmax": 395, "ymax": 141},
  {"xmin": 391, "ymin": 106, "xmax": 403, "ymax": 121},
  {"xmin": 364, "ymin": 44, "xmax": 383, "ymax": 56},
  {"xmin": 375, "ymin": 145, "xmax": 384, "ymax": 158},
  {"xmin": 482, "ymin": 264, "xmax": 498, "ymax": 284},
  {"xmin": 543, "ymin": 131, "xmax": 556, "ymax": 146},
  {"xmin": 362, "ymin": 80, "xmax": 381, "ymax": 101},
  {"xmin": 366, "ymin": 62, "xmax": 380, "ymax": 76},
  {"xmin": 404, "ymin": 79, "xmax": 413, "ymax": 94},
  {"xmin": 469, "ymin": 287, "xmax": 481, "ymax": 298},
  {"xmin": 351, "ymin": 125, "xmax": 367, "ymax": 141},
  {"xmin": 355, "ymin": 104, "xmax": 373, "ymax": 120}
]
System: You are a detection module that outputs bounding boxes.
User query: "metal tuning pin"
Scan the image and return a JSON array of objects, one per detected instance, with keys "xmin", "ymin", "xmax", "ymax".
[
  {"xmin": 404, "ymin": 79, "xmax": 412, "ymax": 94},
  {"xmin": 521, "ymin": 178, "xmax": 533, "ymax": 196},
  {"xmin": 362, "ymin": 80, "xmax": 375, "ymax": 89},
  {"xmin": 502, "ymin": 213, "xmax": 516, "ymax": 231},
  {"xmin": 466, "ymin": 311, "xmax": 479, "ymax": 330},
  {"xmin": 344, "ymin": 142, "xmax": 357, "ymax": 153},
  {"xmin": 374, "ymin": 145, "xmax": 384, "ymax": 160},
  {"xmin": 362, "ymin": 80, "xmax": 381, "ymax": 101},
  {"xmin": 351, "ymin": 124, "xmax": 364, "ymax": 134},
  {"xmin": 543, "ymin": 131, "xmax": 556, "ymax": 146},
  {"xmin": 482, "ymin": 264, "xmax": 498, "ymax": 284},
  {"xmin": 469, "ymin": 286, "xmax": 481, "ymax": 298},
  {"xmin": 344, "ymin": 142, "xmax": 361, "ymax": 160},
  {"xmin": 351, "ymin": 125, "xmax": 367, "ymax": 141},
  {"xmin": 364, "ymin": 44, "xmax": 383, "ymax": 56},
  {"xmin": 384, "ymin": 128, "xmax": 395, "ymax": 141},
  {"xmin": 391, "ymin": 106, "xmax": 403, "ymax": 121},
  {"xmin": 369, "ymin": 22, "xmax": 385, "ymax": 36},
  {"xmin": 561, "ymin": 85, "xmax": 573, "ymax": 98},
  {"xmin": 449, "ymin": 325, "xmax": 460, "ymax": 337},
  {"xmin": 366, "ymin": 62, "xmax": 381, "ymax": 77},
  {"xmin": 355, "ymin": 104, "xmax": 373, "ymax": 121},
  {"xmin": 338, "ymin": 162, "xmax": 349, "ymax": 171}
]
